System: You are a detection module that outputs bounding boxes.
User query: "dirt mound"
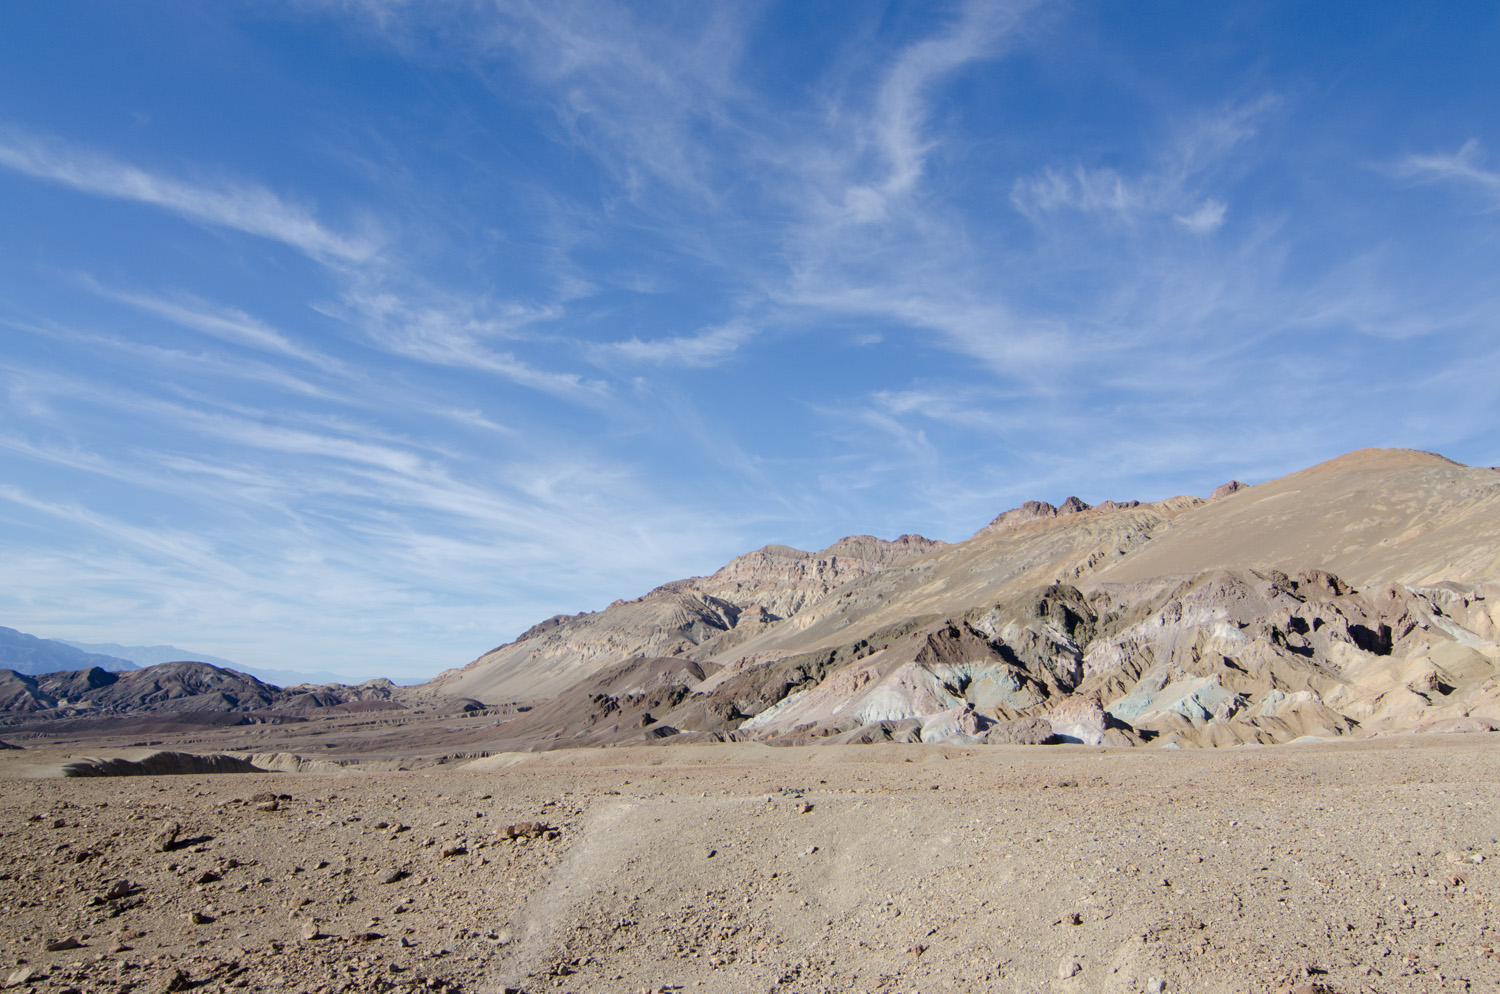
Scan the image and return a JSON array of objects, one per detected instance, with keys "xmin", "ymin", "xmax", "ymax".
[{"xmin": 61, "ymin": 751, "xmax": 268, "ymax": 777}]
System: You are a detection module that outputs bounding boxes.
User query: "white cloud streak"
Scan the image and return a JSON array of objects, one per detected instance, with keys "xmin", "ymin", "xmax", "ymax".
[
  {"xmin": 1175, "ymin": 198, "xmax": 1228, "ymax": 234},
  {"xmin": 90, "ymin": 283, "xmax": 335, "ymax": 366},
  {"xmin": 597, "ymin": 322, "xmax": 753, "ymax": 366},
  {"xmin": 334, "ymin": 288, "xmax": 607, "ymax": 399},
  {"xmin": 0, "ymin": 127, "xmax": 383, "ymax": 263},
  {"xmin": 1010, "ymin": 97, "xmax": 1271, "ymax": 231},
  {"xmin": 1396, "ymin": 139, "xmax": 1500, "ymax": 209},
  {"xmin": 837, "ymin": 0, "xmax": 1038, "ymax": 222}
]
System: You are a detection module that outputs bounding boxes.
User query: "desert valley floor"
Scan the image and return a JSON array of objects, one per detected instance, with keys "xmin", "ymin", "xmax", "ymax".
[
  {"xmin": 5, "ymin": 450, "xmax": 1500, "ymax": 992},
  {"xmin": 3, "ymin": 733, "xmax": 1498, "ymax": 994}
]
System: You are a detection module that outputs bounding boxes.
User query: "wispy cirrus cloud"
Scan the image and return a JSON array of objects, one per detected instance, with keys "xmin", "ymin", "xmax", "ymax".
[
  {"xmin": 333, "ymin": 287, "xmax": 607, "ymax": 399},
  {"xmin": 0, "ymin": 126, "xmax": 382, "ymax": 263},
  {"xmin": 455, "ymin": 1, "xmax": 754, "ymax": 203},
  {"xmin": 2, "ymin": 318, "xmax": 344, "ymax": 401},
  {"xmin": 0, "ymin": 483, "xmax": 247, "ymax": 580},
  {"xmin": 1010, "ymin": 165, "xmax": 1226, "ymax": 233},
  {"xmin": 596, "ymin": 322, "xmax": 753, "ymax": 367},
  {"xmin": 1395, "ymin": 139, "xmax": 1500, "ymax": 209},
  {"xmin": 83, "ymin": 280, "xmax": 339, "ymax": 367},
  {"xmin": 1010, "ymin": 97, "xmax": 1273, "ymax": 233},
  {"xmin": 1174, "ymin": 198, "xmax": 1228, "ymax": 234},
  {"xmin": 832, "ymin": 0, "xmax": 1040, "ymax": 223}
]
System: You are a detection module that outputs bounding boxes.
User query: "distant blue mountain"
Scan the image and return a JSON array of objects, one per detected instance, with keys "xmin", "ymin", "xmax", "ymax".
[
  {"xmin": 0, "ymin": 627, "xmax": 137, "ymax": 675},
  {"xmin": 57, "ymin": 639, "xmax": 242, "ymax": 671},
  {"xmin": 57, "ymin": 639, "xmax": 351, "ymax": 686}
]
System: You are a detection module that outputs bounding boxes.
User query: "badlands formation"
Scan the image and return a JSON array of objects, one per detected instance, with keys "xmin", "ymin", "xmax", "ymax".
[
  {"xmin": 430, "ymin": 447, "xmax": 1500, "ymax": 752},
  {"xmin": 2, "ymin": 447, "xmax": 1499, "ymax": 994}
]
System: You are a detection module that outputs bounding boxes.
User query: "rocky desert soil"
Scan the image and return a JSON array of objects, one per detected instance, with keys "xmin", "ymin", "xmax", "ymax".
[{"xmin": 3, "ymin": 735, "xmax": 1498, "ymax": 994}]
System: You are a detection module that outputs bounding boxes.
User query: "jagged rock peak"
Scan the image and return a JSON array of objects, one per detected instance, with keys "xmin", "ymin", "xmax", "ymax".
[
  {"xmin": 818, "ymin": 533, "xmax": 945, "ymax": 562},
  {"xmin": 983, "ymin": 499, "xmax": 1075, "ymax": 531},
  {"xmin": 976, "ymin": 492, "xmax": 1150, "ymax": 537},
  {"xmin": 979, "ymin": 496, "xmax": 1093, "ymax": 534},
  {"xmin": 1211, "ymin": 480, "xmax": 1248, "ymax": 499}
]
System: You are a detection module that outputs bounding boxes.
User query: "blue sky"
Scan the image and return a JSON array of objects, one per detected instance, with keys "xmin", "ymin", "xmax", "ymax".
[{"xmin": 1, "ymin": 2, "xmax": 1497, "ymax": 680}]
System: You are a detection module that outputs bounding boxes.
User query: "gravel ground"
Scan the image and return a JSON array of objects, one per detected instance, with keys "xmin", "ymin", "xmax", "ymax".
[{"xmin": 2, "ymin": 734, "xmax": 1498, "ymax": 994}]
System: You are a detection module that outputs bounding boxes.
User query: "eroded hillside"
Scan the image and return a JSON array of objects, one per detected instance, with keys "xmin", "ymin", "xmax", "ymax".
[{"xmin": 435, "ymin": 449, "xmax": 1500, "ymax": 751}]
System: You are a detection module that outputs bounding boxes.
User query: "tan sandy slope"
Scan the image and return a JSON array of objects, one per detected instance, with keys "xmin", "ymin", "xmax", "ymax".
[{"xmin": 1092, "ymin": 448, "xmax": 1500, "ymax": 587}]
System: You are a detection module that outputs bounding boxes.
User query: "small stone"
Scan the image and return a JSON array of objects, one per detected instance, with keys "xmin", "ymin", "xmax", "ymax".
[
  {"xmin": 300, "ymin": 921, "xmax": 324, "ymax": 941},
  {"xmin": 439, "ymin": 844, "xmax": 467, "ymax": 858},
  {"xmin": 5, "ymin": 967, "xmax": 36, "ymax": 987},
  {"xmin": 378, "ymin": 869, "xmax": 407, "ymax": 885},
  {"xmin": 45, "ymin": 936, "xmax": 84, "ymax": 951},
  {"xmin": 797, "ymin": 801, "xmax": 813, "ymax": 814},
  {"xmin": 186, "ymin": 910, "xmax": 214, "ymax": 925},
  {"xmin": 1147, "ymin": 979, "xmax": 1166, "ymax": 994},
  {"xmin": 502, "ymin": 821, "xmax": 545, "ymax": 840},
  {"xmin": 105, "ymin": 879, "xmax": 134, "ymax": 900},
  {"xmin": 148, "ymin": 967, "xmax": 189, "ymax": 994},
  {"xmin": 254, "ymin": 800, "xmax": 279, "ymax": 812},
  {"xmin": 1059, "ymin": 958, "xmax": 1081, "ymax": 979},
  {"xmin": 195, "ymin": 870, "xmax": 221, "ymax": 885},
  {"xmin": 153, "ymin": 821, "xmax": 181, "ymax": 853}
]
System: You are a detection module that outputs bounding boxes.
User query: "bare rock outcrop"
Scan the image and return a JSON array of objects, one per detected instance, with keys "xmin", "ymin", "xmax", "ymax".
[
  {"xmin": 1045, "ymin": 695, "xmax": 1111, "ymax": 745},
  {"xmin": 978, "ymin": 497, "xmax": 1091, "ymax": 535},
  {"xmin": 430, "ymin": 534, "xmax": 944, "ymax": 705}
]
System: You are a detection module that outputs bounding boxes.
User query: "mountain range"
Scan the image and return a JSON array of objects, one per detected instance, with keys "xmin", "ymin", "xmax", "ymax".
[
  {"xmin": 0, "ymin": 627, "xmax": 139, "ymax": 676},
  {"xmin": 5, "ymin": 448, "xmax": 1497, "ymax": 750},
  {"xmin": 55, "ymin": 641, "xmax": 352, "ymax": 687},
  {"xmin": 430, "ymin": 447, "xmax": 1500, "ymax": 748}
]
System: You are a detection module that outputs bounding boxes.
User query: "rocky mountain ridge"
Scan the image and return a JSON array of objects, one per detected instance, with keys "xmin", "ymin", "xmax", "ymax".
[
  {"xmin": 0, "ymin": 660, "xmax": 479, "ymax": 730},
  {"xmin": 432, "ymin": 532, "xmax": 948, "ymax": 703},
  {"xmin": 436, "ymin": 448, "xmax": 1500, "ymax": 750},
  {"xmin": 0, "ymin": 626, "xmax": 138, "ymax": 676}
]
